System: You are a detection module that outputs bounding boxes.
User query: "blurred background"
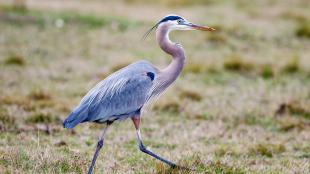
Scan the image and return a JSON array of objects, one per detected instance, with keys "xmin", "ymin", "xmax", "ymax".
[{"xmin": 0, "ymin": 0, "xmax": 309, "ymax": 173}]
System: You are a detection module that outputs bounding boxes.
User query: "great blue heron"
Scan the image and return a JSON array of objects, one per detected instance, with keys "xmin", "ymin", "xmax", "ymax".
[{"xmin": 63, "ymin": 14, "xmax": 215, "ymax": 173}]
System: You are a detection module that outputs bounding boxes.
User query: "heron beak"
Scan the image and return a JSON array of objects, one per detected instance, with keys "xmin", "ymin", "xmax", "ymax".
[{"xmin": 189, "ymin": 23, "xmax": 215, "ymax": 31}]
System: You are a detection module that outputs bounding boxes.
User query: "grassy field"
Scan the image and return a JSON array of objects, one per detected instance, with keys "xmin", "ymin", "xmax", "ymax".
[{"xmin": 0, "ymin": 0, "xmax": 309, "ymax": 173}]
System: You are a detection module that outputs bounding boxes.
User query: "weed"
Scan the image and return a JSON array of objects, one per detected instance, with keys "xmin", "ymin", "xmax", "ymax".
[
  {"xmin": 205, "ymin": 161, "xmax": 246, "ymax": 174},
  {"xmin": 25, "ymin": 112, "xmax": 59, "ymax": 124},
  {"xmin": 259, "ymin": 64, "xmax": 274, "ymax": 79},
  {"xmin": 28, "ymin": 89, "xmax": 51, "ymax": 101},
  {"xmin": 281, "ymin": 56, "xmax": 300, "ymax": 74},
  {"xmin": 277, "ymin": 116, "xmax": 306, "ymax": 131},
  {"xmin": 179, "ymin": 90, "xmax": 202, "ymax": 101},
  {"xmin": 154, "ymin": 101, "xmax": 180, "ymax": 113},
  {"xmin": 193, "ymin": 112, "xmax": 214, "ymax": 121},
  {"xmin": 56, "ymin": 160, "xmax": 71, "ymax": 173},
  {"xmin": 249, "ymin": 143, "xmax": 286, "ymax": 158},
  {"xmin": 296, "ymin": 22, "xmax": 310, "ymax": 38},
  {"xmin": 281, "ymin": 11, "xmax": 308, "ymax": 23},
  {"xmin": 184, "ymin": 62, "xmax": 206, "ymax": 74},
  {"xmin": 214, "ymin": 145, "xmax": 238, "ymax": 157},
  {"xmin": 287, "ymin": 102, "xmax": 310, "ymax": 120},
  {"xmin": 235, "ymin": 113, "xmax": 276, "ymax": 129},
  {"xmin": 206, "ymin": 32, "xmax": 227, "ymax": 44},
  {"xmin": 85, "ymin": 139, "xmax": 93, "ymax": 146},
  {"xmin": 0, "ymin": 107, "xmax": 16, "ymax": 131},
  {"xmin": 275, "ymin": 101, "xmax": 310, "ymax": 120},
  {"xmin": 4, "ymin": 55, "xmax": 25, "ymax": 66},
  {"xmin": 12, "ymin": 0, "xmax": 28, "ymax": 12},
  {"xmin": 223, "ymin": 55, "xmax": 253, "ymax": 72},
  {"xmin": 298, "ymin": 153, "xmax": 310, "ymax": 159}
]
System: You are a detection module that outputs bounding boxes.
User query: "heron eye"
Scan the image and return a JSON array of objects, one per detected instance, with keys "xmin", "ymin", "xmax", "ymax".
[{"xmin": 177, "ymin": 19, "xmax": 183, "ymax": 24}]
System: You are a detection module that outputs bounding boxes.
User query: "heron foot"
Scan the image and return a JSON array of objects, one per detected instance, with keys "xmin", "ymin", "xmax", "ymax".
[
  {"xmin": 139, "ymin": 143, "xmax": 195, "ymax": 171},
  {"xmin": 138, "ymin": 142, "xmax": 177, "ymax": 167}
]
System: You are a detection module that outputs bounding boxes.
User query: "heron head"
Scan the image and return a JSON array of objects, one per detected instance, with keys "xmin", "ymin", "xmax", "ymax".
[
  {"xmin": 143, "ymin": 14, "xmax": 215, "ymax": 39},
  {"xmin": 159, "ymin": 15, "xmax": 215, "ymax": 31}
]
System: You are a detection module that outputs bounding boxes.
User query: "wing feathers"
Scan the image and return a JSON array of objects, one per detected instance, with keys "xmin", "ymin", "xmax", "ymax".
[{"xmin": 63, "ymin": 60, "xmax": 157, "ymax": 128}]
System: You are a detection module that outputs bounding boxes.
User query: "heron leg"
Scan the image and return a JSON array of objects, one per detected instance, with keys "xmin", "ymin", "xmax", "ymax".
[
  {"xmin": 131, "ymin": 116, "xmax": 178, "ymax": 168},
  {"xmin": 87, "ymin": 123, "xmax": 110, "ymax": 174}
]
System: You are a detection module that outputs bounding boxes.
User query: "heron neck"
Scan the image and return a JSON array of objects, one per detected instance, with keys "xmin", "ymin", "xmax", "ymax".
[{"xmin": 156, "ymin": 24, "xmax": 185, "ymax": 84}]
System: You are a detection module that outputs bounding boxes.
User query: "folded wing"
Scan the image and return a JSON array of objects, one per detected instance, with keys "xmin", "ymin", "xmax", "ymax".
[{"xmin": 63, "ymin": 60, "xmax": 157, "ymax": 128}]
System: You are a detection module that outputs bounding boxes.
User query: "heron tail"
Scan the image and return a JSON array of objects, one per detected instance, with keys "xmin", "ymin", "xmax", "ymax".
[{"xmin": 63, "ymin": 104, "xmax": 88, "ymax": 129}]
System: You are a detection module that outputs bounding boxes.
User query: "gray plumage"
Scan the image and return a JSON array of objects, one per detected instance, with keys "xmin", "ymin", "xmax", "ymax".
[{"xmin": 63, "ymin": 60, "xmax": 158, "ymax": 128}]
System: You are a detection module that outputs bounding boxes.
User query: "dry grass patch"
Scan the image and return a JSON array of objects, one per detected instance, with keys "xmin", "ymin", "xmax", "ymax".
[
  {"xmin": 214, "ymin": 145, "xmax": 239, "ymax": 157},
  {"xmin": 223, "ymin": 55, "xmax": 254, "ymax": 72},
  {"xmin": 4, "ymin": 55, "xmax": 25, "ymax": 66},
  {"xmin": 179, "ymin": 90, "xmax": 202, "ymax": 102},
  {"xmin": 281, "ymin": 56, "xmax": 300, "ymax": 74},
  {"xmin": 192, "ymin": 112, "xmax": 214, "ymax": 121},
  {"xmin": 28, "ymin": 89, "xmax": 51, "ymax": 101},
  {"xmin": 0, "ymin": 107, "xmax": 16, "ymax": 131},
  {"xmin": 184, "ymin": 62, "xmax": 206, "ymax": 74},
  {"xmin": 205, "ymin": 33, "xmax": 227, "ymax": 44},
  {"xmin": 295, "ymin": 22, "xmax": 310, "ymax": 38},
  {"xmin": 155, "ymin": 155, "xmax": 246, "ymax": 174},
  {"xmin": 25, "ymin": 111, "xmax": 60, "ymax": 124},
  {"xmin": 277, "ymin": 116, "xmax": 309, "ymax": 132},
  {"xmin": 204, "ymin": 161, "xmax": 245, "ymax": 174},
  {"xmin": 248, "ymin": 143, "xmax": 286, "ymax": 158},
  {"xmin": 0, "ymin": 95, "xmax": 37, "ymax": 113},
  {"xmin": 233, "ymin": 113, "xmax": 277, "ymax": 130},
  {"xmin": 153, "ymin": 99, "xmax": 182, "ymax": 114},
  {"xmin": 0, "ymin": 148, "xmax": 87, "ymax": 173},
  {"xmin": 275, "ymin": 101, "xmax": 310, "ymax": 120}
]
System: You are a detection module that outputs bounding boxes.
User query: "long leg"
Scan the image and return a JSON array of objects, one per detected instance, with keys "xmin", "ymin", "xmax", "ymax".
[
  {"xmin": 131, "ymin": 116, "xmax": 178, "ymax": 168},
  {"xmin": 87, "ymin": 123, "xmax": 110, "ymax": 174}
]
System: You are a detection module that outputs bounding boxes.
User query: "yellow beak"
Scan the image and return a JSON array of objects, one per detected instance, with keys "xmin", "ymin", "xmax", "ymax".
[{"xmin": 190, "ymin": 24, "xmax": 215, "ymax": 31}]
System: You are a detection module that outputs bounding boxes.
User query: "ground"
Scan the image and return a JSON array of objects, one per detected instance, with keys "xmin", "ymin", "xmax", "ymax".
[{"xmin": 0, "ymin": 0, "xmax": 309, "ymax": 173}]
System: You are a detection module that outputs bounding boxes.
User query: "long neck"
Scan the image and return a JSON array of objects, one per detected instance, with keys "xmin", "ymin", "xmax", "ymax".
[{"xmin": 156, "ymin": 24, "xmax": 185, "ymax": 85}]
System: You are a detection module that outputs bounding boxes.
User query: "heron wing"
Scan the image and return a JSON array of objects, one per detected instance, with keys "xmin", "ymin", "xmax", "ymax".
[{"xmin": 79, "ymin": 60, "xmax": 156, "ymax": 123}]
